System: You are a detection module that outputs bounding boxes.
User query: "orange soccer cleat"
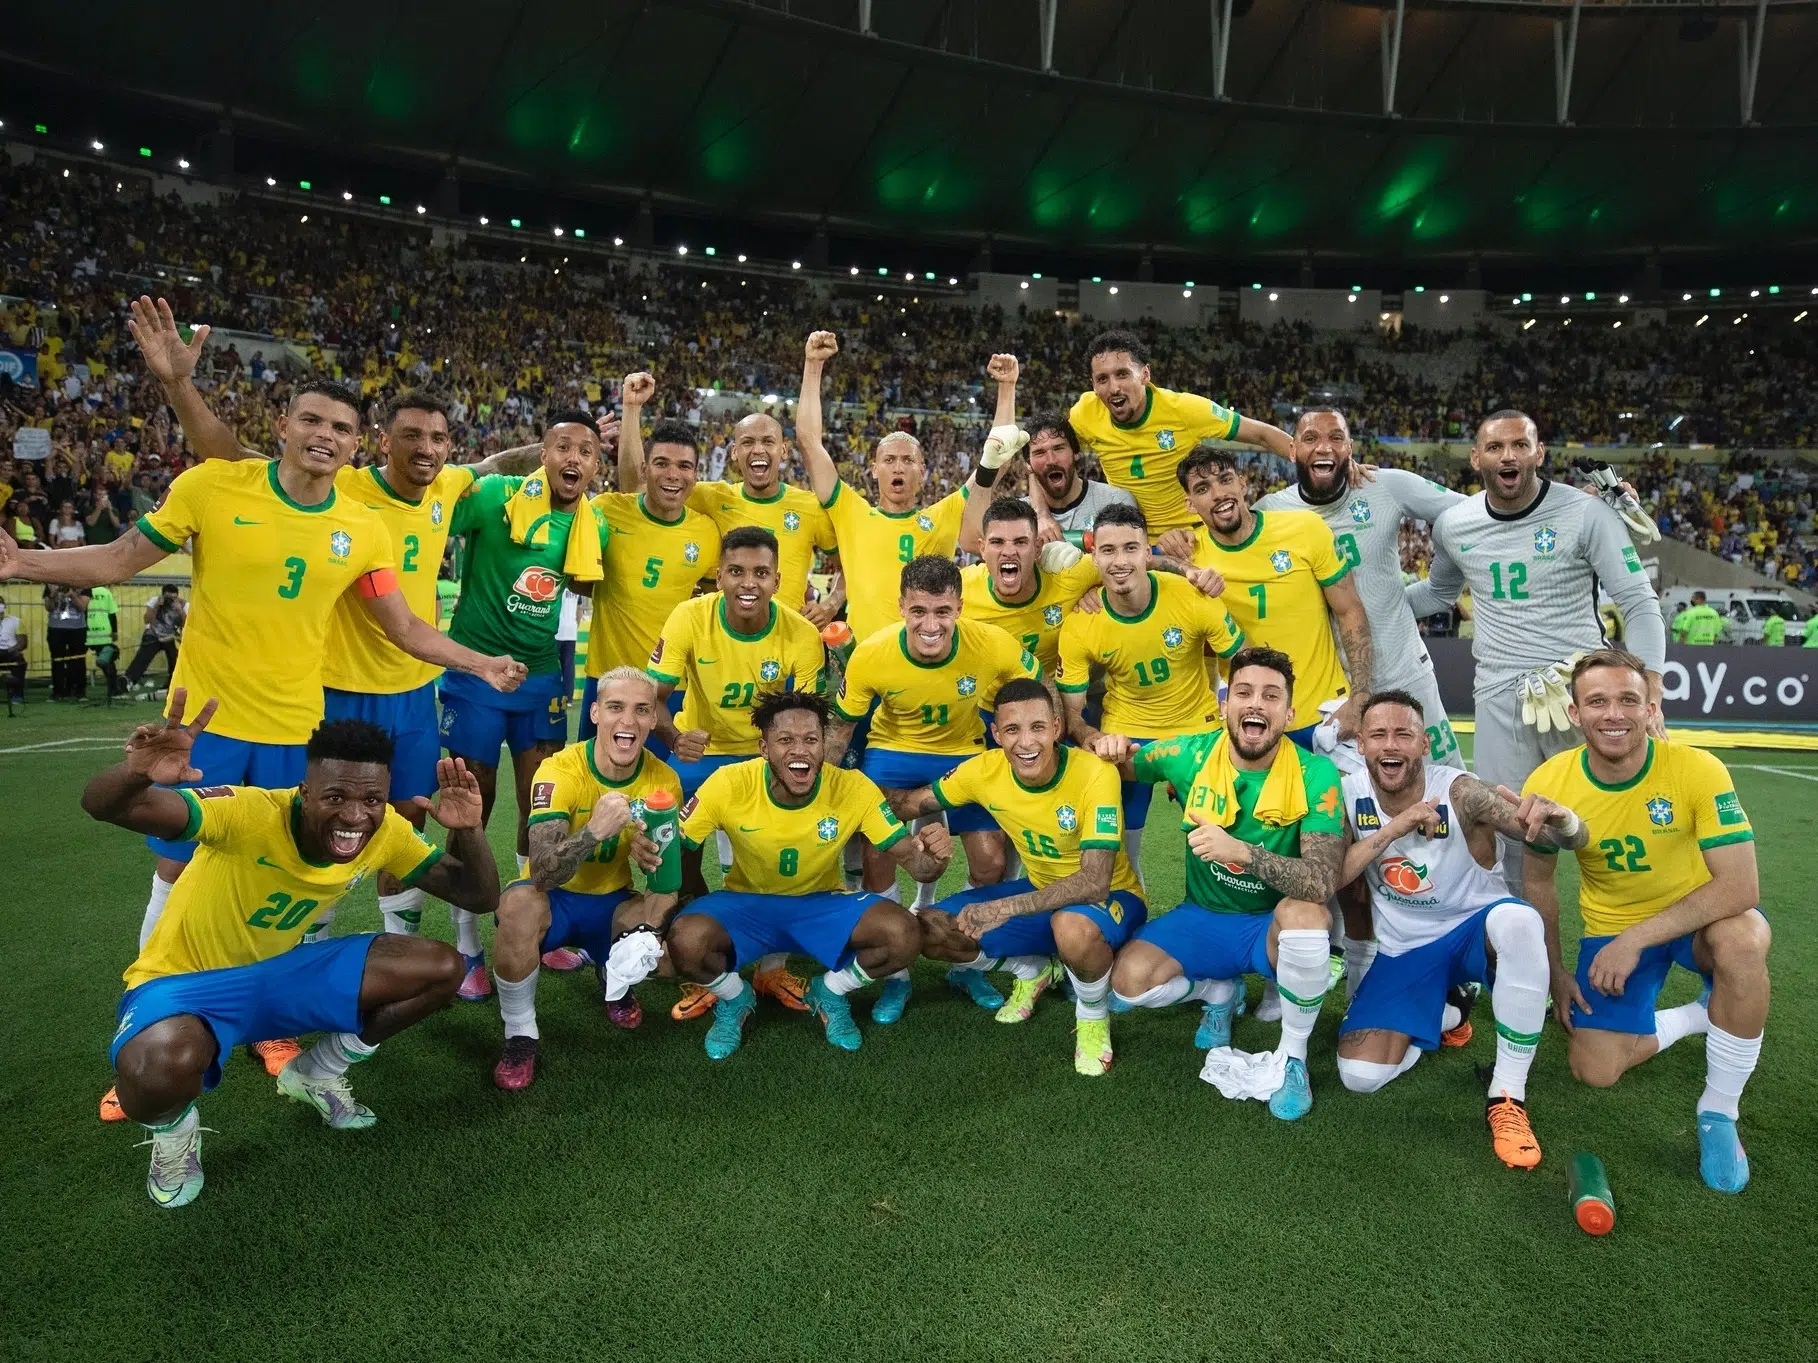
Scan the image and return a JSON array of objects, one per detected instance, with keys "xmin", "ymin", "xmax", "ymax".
[
  {"xmin": 250, "ymin": 1038, "xmax": 303, "ymax": 1077},
  {"xmin": 670, "ymin": 981, "xmax": 717, "ymax": 1022},
  {"xmin": 99, "ymin": 1084, "xmax": 126, "ymax": 1122},
  {"xmin": 1486, "ymin": 1093, "xmax": 1542, "ymax": 1170},
  {"xmin": 752, "ymin": 965, "xmax": 811, "ymax": 1013}
]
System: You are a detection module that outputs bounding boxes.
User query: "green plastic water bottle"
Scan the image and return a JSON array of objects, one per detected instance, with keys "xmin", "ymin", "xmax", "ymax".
[
  {"xmin": 640, "ymin": 788, "xmax": 682, "ymax": 894},
  {"xmin": 1063, "ymin": 528, "xmax": 1093, "ymax": 550},
  {"xmin": 1569, "ymin": 1152, "xmax": 1615, "ymax": 1235},
  {"xmin": 821, "ymin": 620, "xmax": 855, "ymax": 671}
]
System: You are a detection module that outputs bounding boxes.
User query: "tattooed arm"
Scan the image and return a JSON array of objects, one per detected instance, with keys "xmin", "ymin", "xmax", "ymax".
[
  {"xmin": 1322, "ymin": 574, "xmax": 1374, "ymax": 720},
  {"xmin": 948, "ymin": 849, "xmax": 1115, "ymax": 940},
  {"xmin": 527, "ymin": 792, "xmax": 635, "ymax": 892},
  {"xmin": 1187, "ymin": 813, "xmax": 1341, "ymax": 903},
  {"xmin": 1449, "ymin": 774, "xmax": 1590, "ymax": 851},
  {"xmin": 888, "ymin": 784, "xmax": 943, "ymax": 822}
]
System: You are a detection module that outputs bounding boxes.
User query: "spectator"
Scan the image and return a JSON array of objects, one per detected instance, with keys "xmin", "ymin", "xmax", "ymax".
[
  {"xmin": 4, "ymin": 497, "xmax": 36, "ymax": 544},
  {"xmin": 43, "ymin": 583, "xmax": 88, "ymax": 700},
  {"xmin": 124, "ymin": 584, "xmax": 185, "ymax": 694},
  {"xmin": 0, "ymin": 599, "xmax": 24, "ymax": 703},
  {"xmin": 47, "ymin": 498, "xmax": 86, "ymax": 548},
  {"xmin": 86, "ymin": 582, "xmax": 121, "ymax": 696}
]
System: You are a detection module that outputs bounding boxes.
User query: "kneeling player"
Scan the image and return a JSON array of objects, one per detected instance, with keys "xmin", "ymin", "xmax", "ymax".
[
  {"xmin": 894, "ymin": 679, "xmax": 1147, "ymax": 1076},
  {"xmin": 1335, "ymin": 691, "xmax": 1580, "ymax": 1168},
  {"xmin": 89, "ymin": 692, "xmax": 498, "ymax": 1208},
  {"xmin": 1108, "ymin": 648, "xmax": 1343, "ymax": 1119},
  {"xmin": 667, "ymin": 692, "xmax": 952, "ymax": 1059},
  {"xmin": 1524, "ymin": 650, "xmax": 1770, "ymax": 1193},
  {"xmin": 491, "ymin": 668, "xmax": 682, "ymax": 1090}
]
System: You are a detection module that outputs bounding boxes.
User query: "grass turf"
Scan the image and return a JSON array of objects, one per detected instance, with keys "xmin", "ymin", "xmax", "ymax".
[{"xmin": 3, "ymin": 699, "xmax": 1815, "ymax": 1362}]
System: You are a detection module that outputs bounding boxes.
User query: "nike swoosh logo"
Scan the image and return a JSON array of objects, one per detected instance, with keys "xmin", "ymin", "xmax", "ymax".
[
  {"xmin": 1456, "ymin": 543, "xmax": 1474, "ymax": 553},
  {"xmin": 697, "ymin": 657, "xmax": 717, "ymax": 665},
  {"xmin": 738, "ymin": 824, "xmax": 762, "ymax": 832},
  {"xmin": 256, "ymin": 856, "xmax": 281, "ymax": 868},
  {"xmin": 885, "ymin": 688, "xmax": 907, "ymax": 698},
  {"xmin": 234, "ymin": 517, "xmax": 263, "ymax": 526},
  {"xmin": 986, "ymin": 803, "xmax": 1006, "ymax": 812}
]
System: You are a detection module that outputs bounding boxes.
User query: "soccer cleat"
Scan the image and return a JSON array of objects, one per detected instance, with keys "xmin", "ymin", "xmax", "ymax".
[
  {"xmin": 1268, "ymin": 1056, "xmax": 1314, "ymax": 1121},
  {"xmin": 1486, "ymin": 1093, "xmax": 1542, "ymax": 1169},
  {"xmin": 457, "ymin": 952, "xmax": 492, "ymax": 1003},
  {"xmin": 671, "ymin": 981, "xmax": 716, "ymax": 1022},
  {"xmin": 541, "ymin": 947, "xmax": 587, "ymax": 972},
  {"xmin": 752, "ymin": 964, "xmax": 811, "ymax": 1013},
  {"xmin": 99, "ymin": 1085, "xmax": 126, "ymax": 1123},
  {"xmin": 1696, "ymin": 1111, "xmax": 1750, "ymax": 1194},
  {"xmin": 1194, "ymin": 993, "xmax": 1238, "ymax": 1050},
  {"xmin": 139, "ymin": 1121, "xmax": 206, "ymax": 1209},
  {"xmin": 704, "ymin": 984, "xmax": 758, "ymax": 1061},
  {"xmin": 995, "ymin": 963, "xmax": 1060, "ymax": 1024},
  {"xmin": 1074, "ymin": 1017, "xmax": 1113, "ymax": 1077},
  {"xmin": 945, "ymin": 967, "xmax": 1005, "ymax": 1010},
  {"xmin": 605, "ymin": 992, "xmax": 643, "ymax": 1030},
  {"xmin": 1442, "ymin": 982, "xmax": 1481, "ymax": 1047},
  {"xmin": 808, "ymin": 976, "xmax": 863, "ymax": 1052},
  {"xmin": 870, "ymin": 975, "xmax": 913, "ymax": 1025},
  {"xmin": 493, "ymin": 1036, "xmax": 540, "ymax": 1091},
  {"xmin": 249, "ymin": 1037, "xmax": 303, "ymax": 1077},
  {"xmin": 276, "ymin": 1060, "xmax": 377, "ymax": 1130}
]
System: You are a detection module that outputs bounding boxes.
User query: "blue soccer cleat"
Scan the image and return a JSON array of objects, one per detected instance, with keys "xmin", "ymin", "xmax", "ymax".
[
  {"xmin": 870, "ymin": 975, "xmax": 912, "ymax": 1025},
  {"xmin": 1697, "ymin": 1111, "xmax": 1750, "ymax": 1194},
  {"xmin": 1195, "ymin": 993, "xmax": 1238, "ymax": 1050},
  {"xmin": 946, "ymin": 967, "xmax": 1004, "ymax": 1010},
  {"xmin": 1268, "ymin": 1056, "xmax": 1314, "ymax": 1121},
  {"xmin": 703, "ymin": 983, "xmax": 757, "ymax": 1061},
  {"xmin": 809, "ymin": 976, "xmax": 863, "ymax": 1051}
]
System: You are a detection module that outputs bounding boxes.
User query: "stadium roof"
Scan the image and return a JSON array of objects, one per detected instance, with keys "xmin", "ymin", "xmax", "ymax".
[{"xmin": 6, "ymin": 0, "xmax": 1818, "ymax": 268}]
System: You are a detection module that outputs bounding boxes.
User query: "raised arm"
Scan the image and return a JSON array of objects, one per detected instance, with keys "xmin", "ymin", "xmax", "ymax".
[
  {"xmin": 796, "ymin": 332, "xmax": 842, "ymax": 504},
  {"xmin": 1233, "ymin": 414, "xmax": 1294, "ymax": 461},
  {"xmin": 526, "ymin": 791, "xmax": 636, "ymax": 894},
  {"xmin": 360, "ymin": 587, "xmax": 527, "ymax": 692},
  {"xmin": 613, "ymin": 371, "xmax": 654, "ymax": 492},
  {"xmin": 408, "ymin": 757, "xmax": 501, "ymax": 915},
  {"xmin": 468, "ymin": 443, "xmax": 547, "ymax": 478},
  {"xmin": 1338, "ymin": 799, "xmax": 1440, "ymax": 888},
  {"xmin": 0, "ymin": 523, "xmax": 165, "ymax": 587},
  {"xmin": 126, "ymin": 296, "xmax": 256, "ymax": 462},
  {"xmin": 80, "ymin": 689, "xmax": 219, "ymax": 839}
]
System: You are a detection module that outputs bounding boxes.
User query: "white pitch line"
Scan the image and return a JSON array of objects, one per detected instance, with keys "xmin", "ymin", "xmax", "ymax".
[
  {"xmin": 1733, "ymin": 764, "xmax": 1818, "ymax": 783},
  {"xmin": 0, "ymin": 737, "xmax": 127, "ymax": 756}
]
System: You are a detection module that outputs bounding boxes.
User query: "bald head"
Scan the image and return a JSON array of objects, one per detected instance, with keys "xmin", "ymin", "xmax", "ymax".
[{"xmin": 731, "ymin": 411, "xmax": 787, "ymax": 494}]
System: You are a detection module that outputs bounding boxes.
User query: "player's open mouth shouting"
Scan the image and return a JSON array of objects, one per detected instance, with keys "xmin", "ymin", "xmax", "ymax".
[
  {"xmin": 1488, "ymin": 459, "xmax": 1526, "ymax": 498},
  {"xmin": 324, "ymin": 818, "xmax": 378, "ymax": 862},
  {"xmin": 603, "ymin": 722, "xmax": 643, "ymax": 766},
  {"xmin": 1209, "ymin": 491, "xmax": 1245, "ymax": 531}
]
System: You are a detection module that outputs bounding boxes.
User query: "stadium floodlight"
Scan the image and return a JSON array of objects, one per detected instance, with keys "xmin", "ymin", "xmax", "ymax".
[
  {"xmin": 850, "ymin": 266, "xmax": 859, "ymax": 275},
  {"xmin": 416, "ymin": 205, "xmax": 426, "ymax": 215},
  {"xmin": 1613, "ymin": 320, "xmax": 1622, "ymax": 329},
  {"xmin": 905, "ymin": 272, "xmax": 913, "ymax": 281},
  {"xmin": 1184, "ymin": 290, "xmax": 1193, "ymax": 298},
  {"xmin": 1380, "ymin": 312, "xmax": 1389, "ymax": 321},
  {"xmin": 1440, "ymin": 294, "xmax": 1449, "ymax": 303},
  {"xmin": 178, "ymin": 159, "xmax": 190, "ymax": 170},
  {"xmin": 1347, "ymin": 294, "xmax": 1358, "ymax": 303},
  {"xmin": 343, "ymin": 191, "xmax": 353, "ymax": 201},
  {"xmin": 1750, "ymin": 289, "xmax": 1759, "ymax": 298},
  {"xmin": 1796, "ymin": 311, "xmax": 1808, "ymax": 322},
  {"xmin": 479, "ymin": 216, "xmax": 489, "ymax": 225},
  {"xmin": 1683, "ymin": 293, "xmax": 1692, "ymax": 301},
  {"xmin": 1020, "ymin": 281, "xmax": 1029, "ymax": 290},
  {"xmin": 1734, "ymin": 314, "xmax": 1746, "ymax": 324},
  {"xmin": 300, "ymin": 215, "xmax": 308, "ymax": 223},
  {"xmin": 738, "ymin": 254, "xmax": 747, "ymax": 262},
  {"xmin": 791, "ymin": 260, "xmax": 801, "ymax": 269},
  {"xmin": 1511, "ymin": 298, "xmax": 1519, "ymax": 305},
  {"xmin": 1522, "ymin": 319, "xmax": 1536, "ymax": 330},
  {"xmin": 554, "ymin": 227, "xmax": 565, "ymax": 237},
  {"xmin": 948, "ymin": 277, "xmax": 958, "ymax": 285},
  {"xmin": 1109, "ymin": 286, "xmax": 1119, "ymax": 295},
  {"xmin": 677, "ymin": 245, "xmax": 688, "ymax": 255},
  {"xmin": 266, "ymin": 177, "xmax": 276, "ymax": 186},
  {"xmin": 1618, "ymin": 294, "xmax": 1629, "ymax": 304},
  {"xmin": 1269, "ymin": 292, "xmax": 1279, "ymax": 301},
  {"xmin": 1560, "ymin": 295, "xmax": 1570, "ymax": 304},
  {"xmin": 1563, "ymin": 318, "xmax": 1571, "ymax": 327},
  {"xmin": 1695, "ymin": 315, "xmax": 1708, "ymax": 326},
  {"xmin": 92, "ymin": 139, "xmax": 104, "ymax": 152},
  {"xmin": 875, "ymin": 294, "xmax": 883, "ymax": 301},
  {"xmin": 615, "ymin": 237, "xmax": 625, "ymax": 247}
]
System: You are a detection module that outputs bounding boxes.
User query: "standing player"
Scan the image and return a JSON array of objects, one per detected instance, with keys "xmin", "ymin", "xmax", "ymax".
[
  {"xmin": 1523, "ymin": 650, "xmax": 1769, "ymax": 1193},
  {"xmin": 891, "ymin": 680, "xmax": 1147, "ymax": 1076},
  {"xmin": 1109, "ymin": 648, "xmax": 1343, "ymax": 1120},
  {"xmin": 667, "ymin": 692, "xmax": 953, "ymax": 1059},
  {"xmin": 1068, "ymin": 330, "xmax": 1293, "ymax": 542},
  {"xmin": 1016, "ymin": 413, "xmax": 1136, "ymax": 544},
  {"xmin": 1057, "ymin": 503, "xmax": 1244, "ymax": 868},
  {"xmin": 86, "ymin": 692, "xmax": 499, "ymax": 1207},
  {"xmin": 1335, "ymin": 691, "xmax": 1582, "ymax": 1168},
  {"xmin": 958, "ymin": 498, "xmax": 1101, "ymax": 675},
  {"xmin": 1406, "ymin": 411, "xmax": 1667, "ymax": 895},
  {"xmin": 491, "ymin": 668, "xmax": 681, "ymax": 1088}
]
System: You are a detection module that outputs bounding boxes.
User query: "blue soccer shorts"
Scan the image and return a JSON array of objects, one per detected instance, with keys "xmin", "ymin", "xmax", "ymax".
[
  {"xmin": 323, "ymin": 681, "xmax": 440, "ymax": 802},
  {"xmin": 145, "ymin": 730, "xmax": 309, "ymax": 862},
  {"xmin": 1339, "ymin": 901, "xmax": 1521, "ymax": 1052},
  {"xmin": 677, "ymin": 889, "xmax": 890, "ymax": 972},
  {"xmin": 523, "ymin": 883, "xmax": 631, "ymax": 963},
  {"xmin": 934, "ymin": 878, "xmax": 1147, "ymax": 957},
  {"xmin": 863, "ymin": 747, "xmax": 993, "ymax": 834},
  {"xmin": 439, "ymin": 669, "xmax": 567, "ymax": 763},
  {"xmin": 1571, "ymin": 931, "xmax": 1712, "ymax": 1035},
  {"xmin": 671, "ymin": 752, "xmax": 747, "ymax": 800},
  {"xmin": 109, "ymin": 935, "xmax": 377, "ymax": 1091},
  {"xmin": 1132, "ymin": 903, "xmax": 1276, "ymax": 982}
]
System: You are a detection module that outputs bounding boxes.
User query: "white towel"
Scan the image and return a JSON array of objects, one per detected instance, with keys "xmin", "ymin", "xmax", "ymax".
[
  {"xmin": 602, "ymin": 929, "xmax": 663, "ymax": 1001},
  {"xmin": 1198, "ymin": 1045, "xmax": 1289, "ymax": 1101}
]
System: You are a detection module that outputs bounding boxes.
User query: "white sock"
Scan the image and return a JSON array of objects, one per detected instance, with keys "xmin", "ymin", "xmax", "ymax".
[
  {"xmin": 1698, "ymin": 1024, "xmax": 1762, "ymax": 1120},
  {"xmin": 1123, "ymin": 826, "xmax": 1144, "ymax": 872},
  {"xmin": 496, "ymin": 970, "xmax": 540, "ymax": 1039},
  {"xmin": 1338, "ymin": 1049, "xmax": 1421, "ymax": 1093},
  {"xmin": 1189, "ymin": 978, "xmax": 1239, "ymax": 1006},
  {"xmin": 1115, "ymin": 976, "xmax": 1190, "ymax": 1009},
  {"xmin": 884, "ymin": 968, "xmax": 911, "ymax": 983},
  {"xmin": 139, "ymin": 871, "xmax": 175, "ymax": 950},
  {"xmin": 301, "ymin": 908, "xmax": 334, "ymax": 944},
  {"xmin": 878, "ymin": 883, "xmax": 903, "ymax": 905},
  {"xmin": 911, "ymin": 878, "xmax": 939, "ymax": 909},
  {"xmin": 1441, "ymin": 1002, "xmax": 1462, "ymax": 1032},
  {"xmin": 1485, "ymin": 900, "xmax": 1547, "ymax": 1102},
  {"xmin": 822, "ymin": 962, "xmax": 873, "ymax": 997},
  {"xmin": 452, "ymin": 906, "xmax": 483, "ymax": 958},
  {"xmin": 754, "ymin": 953, "xmax": 789, "ymax": 975},
  {"xmin": 1341, "ymin": 935, "xmax": 1377, "ymax": 1002},
  {"xmin": 949, "ymin": 951, "xmax": 1000, "ymax": 972},
  {"xmin": 293, "ymin": 1031, "xmax": 377, "ymax": 1082},
  {"xmin": 1004, "ymin": 955, "xmax": 1048, "ymax": 981},
  {"xmin": 706, "ymin": 971, "xmax": 746, "ymax": 1001},
  {"xmin": 1654, "ymin": 1000, "xmax": 1711, "ymax": 1053},
  {"xmin": 1273, "ymin": 928, "xmax": 1330, "ymax": 1063},
  {"xmin": 145, "ymin": 1101, "xmax": 199, "ymax": 1137},
  {"xmin": 715, "ymin": 830, "xmax": 732, "ymax": 872},
  {"xmin": 379, "ymin": 888, "xmax": 425, "ymax": 936},
  {"xmin": 1256, "ymin": 979, "xmax": 1281, "ymax": 1021},
  {"xmin": 1067, "ymin": 968, "xmax": 1111, "ymax": 1021}
]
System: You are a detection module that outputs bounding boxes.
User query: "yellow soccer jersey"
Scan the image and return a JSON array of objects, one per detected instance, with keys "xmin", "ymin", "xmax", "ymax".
[
  {"xmin": 1069, "ymin": 385, "xmax": 1242, "ymax": 538},
  {"xmin": 1192, "ymin": 509, "xmax": 1351, "ymax": 717},
  {"xmin": 822, "ymin": 483, "xmax": 968, "ymax": 641},
  {"xmin": 138, "ymin": 460, "xmax": 396, "ymax": 744},
  {"xmin": 960, "ymin": 558, "xmax": 1101, "ymax": 675},
  {"xmin": 125, "ymin": 785, "xmax": 439, "ymax": 989},
  {"xmin": 680, "ymin": 759, "xmax": 907, "ymax": 895},
  {"xmin": 687, "ymin": 480, "xmax": 835, "ymax": 613},
  {"xmin": 525, "ymin": 744, "xmax": 683, "ymax": 896},
  {"xmin": 1523, "ymin": 740, "xmax": 1755, "ymax": 937},
  {"xmin": 1056, "ymin": 572, "xmax": 1243, "ymax": 740},
  {"xmin": 587, "ymin": 492, "xmax": 721, "ymax": 678},
  {"xmin": 934, "ymin": 747, "xmax": 1142, "ymax": 900},
  {"xmin": 836, "ymin": 619, "xmax": 1040, "ymax": 757},
  {"xmin": 648, "ymin": 594, "xmax": 826, "ymax": 755},
  {"xmin": 323, "ymin": 463, "xmax": 475, "ymax": 695}
]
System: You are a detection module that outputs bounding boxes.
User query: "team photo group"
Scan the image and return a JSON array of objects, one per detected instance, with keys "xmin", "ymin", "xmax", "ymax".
[{"xmin": 0, "ymin": 297, "xmax": 1771, "ymax": 1213}]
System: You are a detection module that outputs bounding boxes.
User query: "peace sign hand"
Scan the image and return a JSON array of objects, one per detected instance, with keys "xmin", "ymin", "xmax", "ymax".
[{"xmin": 123, "ymin": 686, "xmax": 218, "ymax": 785}]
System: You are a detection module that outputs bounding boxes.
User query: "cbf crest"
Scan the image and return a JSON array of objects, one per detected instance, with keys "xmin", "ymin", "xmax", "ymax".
[
  {"xmin": 523, "ymin": 476, "xmax": 544, "ymax": 499},
  {"xmin": 1056, "ymin": 805, "xmax": 1078, "ymax": 832},
  {"xmin": 782, "ymin": 511, "xmax": 802, "ymax": 532},
  {"xmin": 1270, "ymin": 549, "xmax": 1292, "ymax": 573},
  {"xmin": 956, "ymin": 675, "xmax": 978, "ymax": 697},
  {"xmin": 1161, "ymin": 626, "xmax": 1184, "ymax": 649},
  {"xmin": 1156, "ymin": 429, "xmax": 1176, "ymax": 451},
  {"xmin": 683, "ymin": 541, "xmax": 701, "ymax": 564},
  {"xmin": 1646, "ymin": 795, "xmax": 1675, "ymax": 827},
  {"xmin": 760, "ymin": 659, "xmax": 781, "ymax": 682},
  {"xmin": 329, "ymin": 530, "xmax": 352, "ymax": 560},
  {"xmin": 1534, "ymin": 525, "xmax": 1559, "ymax": 557},
  {"xmin": 430, "ymin": 500, "xmax": 444, "ymax": 526},
  {"xmin": 1043, "ymin": 604, "xmax": 1064, "ymax": 627},
  {"xmin": 1348, "ymin": 497, "xmax": 1372, "ymax": 525},
  {"xmin": 816, "ymin": 816, "xmax": 841, "ymax": 843},
  {"xmin": 916, "ymin": 514, "xmax": 935, "ymax": 532}
]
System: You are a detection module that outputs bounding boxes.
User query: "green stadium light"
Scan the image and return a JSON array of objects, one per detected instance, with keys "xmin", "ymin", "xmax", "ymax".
[
  {"xmin": 1350, "ymin": 284, "xmax": 1362, "ymax": 292},
  {"xmin": 139, "ymin": 147, "xmax": 152, "ymax": 158},
  {"xmin": 925, "ymin": 272, "xmax": 935, "ymax": 280},
  {"xmin": 1413, "ymin": 286, "xmax": 1425, "ymax": 293},
  {"xmin": 877, "ymin": 267, "xmax": 888, "ymax": 276},
  {"xmin": 1184, "ymin": 280, "xmax": 1195, "ymax": 288},
  {"xmin": 1769, "ymin": 285, "xmax": 1780, "ymax": 294},
  {"xmin": 299, "ymin": 180, "xmax": 311, "ymax": 190},
  {"xmin": 1032, "ymin": 272, "xmax": 1042, "ymax": 280},
  {"xmin": 573, "ymin": 229, "xmax": 585, "ymax": 239},
  {"xmin": 1252, "ymin": 282, "xmax": 1261, "ymax": 290},
  {"xmin": 1710, "ymin": 288, "xmax": 1721, "ymax": 297},
  {"xmin": 1584, "ymin": 292, "xmax": 1596, "ymax": 300},
  {"xmin": 704, "ymin": 246, "xmax": 716, "ymax": 256},
  {"xmin": 509, "ymin": 218, "xmax": 521, "ymax": 228},
  {"xmin": 1091, "ymin": 276, "xmax": 1102, "ymax": 284},
  {"xmin": 1521, "ymin": 293, "xmax": 1532, "ymax": 302},
  {"xmin": 34, "ymin": 124, "xmax": 46, "ymax": 134},
  {"xmin": 379, "ymin": 195, "xmax": 392, "ymax": 205}
]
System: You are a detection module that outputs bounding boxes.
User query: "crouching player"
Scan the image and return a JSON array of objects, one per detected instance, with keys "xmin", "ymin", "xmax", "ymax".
[
  {"xmin": 1523, "ymin": 649, "xmax": 1770, "ymax": 1194},
  {"xmin": 667, "ymin": 692, "xmax": 953, "ymax": 1059},
  {"xmin": 894, "ymin": 679, "xmax": 1146, "ymax": 1076},
  {"xmin": 1108, "ymin": 648, "xmax": 1342, "ymax": 1120},
  {"xmin": 1335, "ymin": 691, "xmax": 1581, "ymax": 1168},
  {"xmin": 89, "ymin": 691, "xmax": 498, "ymax": 1208},
  {"xmin": 491, "ymin": 667, "xmax": 682, "ymax": 1090}
]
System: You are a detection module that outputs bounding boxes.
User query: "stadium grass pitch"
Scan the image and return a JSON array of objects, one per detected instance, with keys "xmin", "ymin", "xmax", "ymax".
[{"xmin": 3, "ymin": 702, "xmax": 1815, "ymax": 1362}]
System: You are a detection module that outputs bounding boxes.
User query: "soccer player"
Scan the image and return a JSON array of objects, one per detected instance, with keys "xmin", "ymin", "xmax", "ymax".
[
  {"xmin": 1522, "ymin": 649, "xmax": 1769, "ymax": 1194},
  {"xmin": 667, "ymin": 692, "xmax": 953, "ymax": 1059},
  {"xmin": 1406, "ymin": 411, "xmax": 1667, "ymax": 895},
  {"xmin": 1177, "ymin": 445, "xmax": 1373, "ymax": 742},
  {"xmin": 892, "ymin": 679, "xmax": 1147, "ymax": 1076},
  {"xmin": 958, "ymin": 498, "xmax": 1101, "ymax": 676},
  {"xmin": 828, "ymin": 557, "xmax": 1040, "ymax": 991},
  {"xmin": 1335, "ymin": 691, "xmax": 1583, "ymax": 1168},
  {"xmin": 491, "ymin": 668, "xmax": 682, "ymax": 1088},
  {"xmin": 1068, "ymin": 329, "xmax": 1293, "ymax": 541},
  {"xmin": 1057, "ymin": 502, "xmax": 1244, "ymax": 866},
  {"xmin": 1016, "ymin": 412, "xmax": 1136, "ymax": 543},
  {"xmin": 87, "ymin": 691, "xmax": 499, "ymax": 1207},
  {"xmin": 1109, "ymin": 648, "xmax": 1343, "ymax": 1120},
  {"xmin": 1249, "ymin": 408, "xmax": 1467, "ymax": 765}
]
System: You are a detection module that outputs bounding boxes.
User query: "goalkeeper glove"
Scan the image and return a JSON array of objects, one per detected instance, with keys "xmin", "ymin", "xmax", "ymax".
[
  {"xmin": 1537, "ymin": 664, "xmax": 1575, "ymax": 735},
  {"xmin": 974, "ymin": 424, "xmax": 1028, "ymax": 489},
  {"xmin": 1518, "ymin": 670, "xmax": 1549, "ymax": 733},
  {"xmin": 1588, "ymin": 465, "xmax": 1660, "ymax": 544},
  {"xmin": 1037, "ymin": 539, "xmax": 1084, "ymax": 573}
]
